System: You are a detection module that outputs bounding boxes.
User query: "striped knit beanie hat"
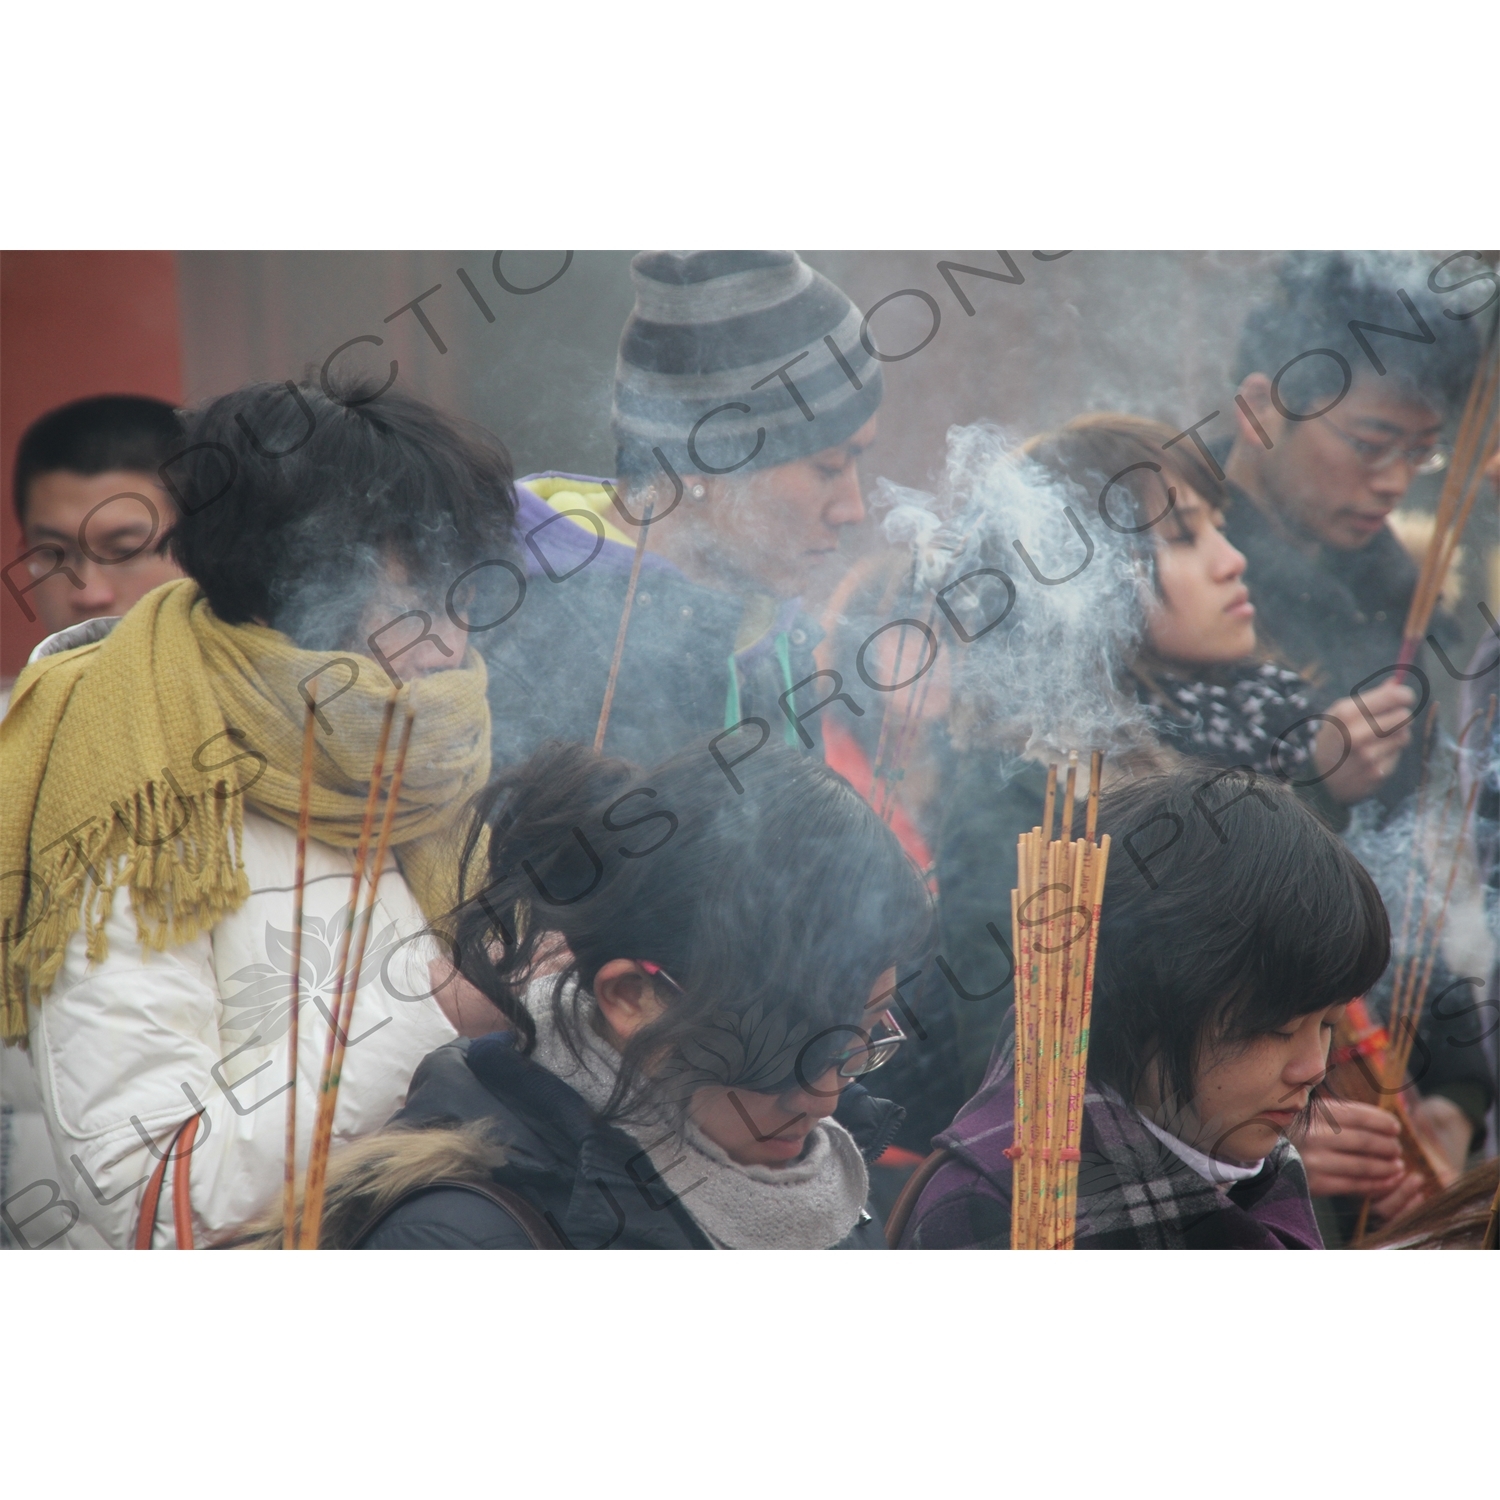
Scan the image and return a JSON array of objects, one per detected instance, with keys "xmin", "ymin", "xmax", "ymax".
[{"xmin": 612, "ymin": 251, "xmax": 884, "ymax": 482}]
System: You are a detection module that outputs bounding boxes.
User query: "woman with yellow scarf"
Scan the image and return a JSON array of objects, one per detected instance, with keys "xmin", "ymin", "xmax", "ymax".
[{"xmin": 1, "ymin": 380, "xmax": 517, "ymax": 1247}]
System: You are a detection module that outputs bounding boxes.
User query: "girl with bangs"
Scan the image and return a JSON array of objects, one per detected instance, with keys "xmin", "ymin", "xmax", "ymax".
[{"xmin": 897, "ymin": 768, "xmax": 1391, "ymax": 1250}]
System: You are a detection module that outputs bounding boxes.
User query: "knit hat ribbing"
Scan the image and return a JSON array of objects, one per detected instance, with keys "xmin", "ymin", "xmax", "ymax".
[{"xmin": 612, "ymin": 251, "xmax": 884, "ymax": 481}]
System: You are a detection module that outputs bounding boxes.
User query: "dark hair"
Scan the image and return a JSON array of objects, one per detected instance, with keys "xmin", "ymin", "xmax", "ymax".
[
  {"xmin": 1236, "ymin": 252, "xmax": 1480, "ymax": 416},
  {"xmin": 1085, "ymin": 766, "xmax": 1390, "ymax": 1111},
  {"xmin": 449, "ymin": 738, "xmax": 933, "ymax": 1120},
  {"xmin": 167, "ymin": 379, "xmax": 518, "ymax": 646},
  {"xmin": 1020, "ymin": 411, "xmax": 1232, "ymax": 596},
  {"xmin": 13, "ymin": 394, "xmax": 184, "ymax": 526}
]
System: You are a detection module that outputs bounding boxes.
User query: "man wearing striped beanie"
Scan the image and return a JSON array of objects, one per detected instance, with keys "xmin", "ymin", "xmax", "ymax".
[{"xmin": 488, "ymin": 250, "xmax": 885, "ymax": 770}]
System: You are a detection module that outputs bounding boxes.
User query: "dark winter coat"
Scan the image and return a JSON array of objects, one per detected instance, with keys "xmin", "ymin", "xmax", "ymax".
[
  {"xmin": 896, "ymin": 1054, "xmax": 1324, "ymax": 1250},
  {"xmin": 1219, "ymin": 485, "xmax": 1461, "ymax": 819},
  {"xmin": 481, "ymin": 479, "xmax": 826, "ymax": 772},
  {"xmin": 352, "ymin": 1036, "xmax": 898, "ymax": 1249}
]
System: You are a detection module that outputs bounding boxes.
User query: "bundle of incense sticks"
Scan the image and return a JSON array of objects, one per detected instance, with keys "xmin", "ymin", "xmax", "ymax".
[
  {"xmin": 1347, "ymin": 695, "xmax": 1497, "ymax": 1240},
  {"xmin": 287, "ymin": 689, "xmax": 416, "ymax": 1249},
  {"xmin": 1395, "ymin": 319, "xmax": 1498, "ymax": 669},
  {"xmin": 1379, "ymin": 697, "xmax": 1496, "ymax": 1092},
  {"xmin": 1009, "ymin": 750, "xmax": 1111, "ymax": 1251}
]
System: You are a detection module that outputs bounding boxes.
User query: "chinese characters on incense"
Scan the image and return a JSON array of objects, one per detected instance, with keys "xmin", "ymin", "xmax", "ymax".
[{"xmin": 1009, "ymin": 751, "xmax": 1111, "ymax": 1251}]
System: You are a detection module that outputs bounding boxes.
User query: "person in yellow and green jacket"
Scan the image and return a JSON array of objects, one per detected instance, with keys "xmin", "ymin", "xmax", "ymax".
[{"xmin": 481, "ymin": 251, "xmax": 883, "ymax": 773}]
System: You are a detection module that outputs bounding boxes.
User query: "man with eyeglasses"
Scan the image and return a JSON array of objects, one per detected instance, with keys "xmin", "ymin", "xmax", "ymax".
[
  {"xmin": 1220, "ymin": 252, "xmax": 1482, "ymax": 819},
  {"xmin": 2, "ymin": 395, "xmax": 186, "ymax": 1246},
  {"xmin": 9, "ymin": 394, "xmax": 186, "ymax": 649},
  {"xmin": 1219, "ymin": 253, "xmax": 1492, "ymax": 1242}
]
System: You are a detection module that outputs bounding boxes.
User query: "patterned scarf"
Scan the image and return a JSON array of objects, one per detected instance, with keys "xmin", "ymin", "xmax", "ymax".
[
  {"xmin": 1, "ymin": 579, "xmax": 491, "ymax": 1042},
  {"xmin": 1129, "ymin": 655, "xmax": 1319, "ymax": 779},
  {"xmin": 904, "ymin": 1053, "xmax": 1322, "ymax": 1250}
]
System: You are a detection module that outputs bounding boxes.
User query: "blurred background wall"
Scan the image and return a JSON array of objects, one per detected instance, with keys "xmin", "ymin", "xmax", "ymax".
[{"xmin": 4, "ymin": 249, "xmax": 1495, "ymax": 681}]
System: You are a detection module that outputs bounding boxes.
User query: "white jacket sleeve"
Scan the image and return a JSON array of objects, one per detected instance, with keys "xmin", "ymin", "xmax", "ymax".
[{"xmin": 29, "ymin": 840, "xmax": 457, "ymax": 1248}]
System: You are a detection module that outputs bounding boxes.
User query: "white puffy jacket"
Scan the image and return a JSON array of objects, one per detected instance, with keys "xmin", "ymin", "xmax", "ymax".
[
  {"xmin": 26, "ymin": 809, "xmax": 457, "ymax": 1248},
  {"xmin": 15, "ymin": 623, "xmax": 458, "ymax": 1248}
]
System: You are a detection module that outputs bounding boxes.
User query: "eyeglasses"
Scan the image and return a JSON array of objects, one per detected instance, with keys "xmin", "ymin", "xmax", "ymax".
[
  {"xmin": 1321, "ymin": 417, "xmax": 1449, "ymax": 476},
  {"xmin": 23, "ymin": 537, "xmax": 171, "ymax": 580},
  {"xmin": 637, "ymin": 961, "xmax": 908, "ymax": 1083},
  {"xmin": 829, "ymin": 1009, "xmax": 908, "ymax": 1079}
]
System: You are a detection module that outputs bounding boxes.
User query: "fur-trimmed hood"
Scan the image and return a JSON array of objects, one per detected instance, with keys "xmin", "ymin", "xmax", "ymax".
[
  {"xmin": 227, "ymin": 1026, "xmax": 902, "ymax": 1249},
  {"xmin": 221, "ymin": 1122, "xmax": 509, "ymax": 1249}
]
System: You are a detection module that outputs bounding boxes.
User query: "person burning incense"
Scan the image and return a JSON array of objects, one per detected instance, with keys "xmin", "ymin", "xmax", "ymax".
[
  {"xmin": 912, "ymin": 415, "xmax": 1382, "ymax": 1098},
  {"xmin": 2, "ymin": 379, "xmax": 507, "ymax": 1248},
  {"xmin": 896, "ymin": 768, "xmax": 1390, "ymax": 1251}
]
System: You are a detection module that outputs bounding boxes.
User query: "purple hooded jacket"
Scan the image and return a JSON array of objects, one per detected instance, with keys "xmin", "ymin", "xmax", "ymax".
[{"xmin": 898, "ymin": 1052, "xmax": 1324, "ymax": 1250}]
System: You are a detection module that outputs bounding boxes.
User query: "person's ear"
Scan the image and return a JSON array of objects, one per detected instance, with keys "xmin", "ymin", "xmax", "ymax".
[
  {"xmin": 593, "ymin": 958, "xmax": 668, "ymax": 1043},
  {"xmin": 1233, "ymin": 374, "xmax": 1284, "ymax": 448}
]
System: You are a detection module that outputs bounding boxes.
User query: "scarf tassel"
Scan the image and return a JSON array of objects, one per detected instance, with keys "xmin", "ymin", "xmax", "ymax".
[{"xmin": 2, "ymin": 779, "xmax": 251, "ymax": 1044}]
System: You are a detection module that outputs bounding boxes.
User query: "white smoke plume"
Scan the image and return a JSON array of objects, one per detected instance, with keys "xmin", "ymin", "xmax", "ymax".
[{"xmin": 878, "ymin": 421, "xmax": 1154, "ymax": 757}]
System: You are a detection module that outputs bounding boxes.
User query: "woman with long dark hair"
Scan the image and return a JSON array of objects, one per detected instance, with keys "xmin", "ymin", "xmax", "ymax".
[{"xmin": 937, "ymin": 413, "xmax": 1412, "ymax": 1098}]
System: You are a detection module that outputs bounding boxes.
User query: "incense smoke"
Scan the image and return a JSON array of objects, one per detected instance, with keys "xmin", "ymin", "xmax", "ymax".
[
  {"xmin": 878, "ymin": 421, "xmax": 1155, "ymax": 758},
  {"xmin": 1343, "ymin": 730, "xmax": 1500, "ymax": 1027}
]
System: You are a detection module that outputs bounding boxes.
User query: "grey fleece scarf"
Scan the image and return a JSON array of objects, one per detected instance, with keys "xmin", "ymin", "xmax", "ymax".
[{"xmin": 524, "ymin": 979, "xmax": 868, "ymax": 1249}]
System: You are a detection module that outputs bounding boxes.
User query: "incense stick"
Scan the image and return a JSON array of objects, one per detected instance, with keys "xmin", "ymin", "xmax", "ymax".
[
  {"xmin": 1397, "ymin": 325, "xmax": 1499, "ymax": 664},
  {"xmin": 593, "ymin": 498, "xmax": 655, "ymax": 753},
  {"xmin": 1061, "ymin": 754, "xmax": 1106, "ymax": 1246},
  {"xmin": 1385, "ymin": 700, "xmax": 1496, "ymax": 1088},
  {"xmin": 873, "ymin": 599, "xmax": 942, "ymax": 824},
  {"xmin": 1064, "ymin": 836, "xmax": 1110, "ymax": 1244},
  {"xmin": 299, "ymin": 707, "xmax": 417, "ymax": 1250},
  {"xmin": 296, "ymin": 689, "xmax": 397, "ymax": 1248},
  {"xmin": 282, "ymin": 696, "xmax": 318, "ymax": 1251},
  {"xmin": 1388, "ymin": 777, "xmax": 1484, "ymax": 1085},
  {"xmin": 868, "ymin": 559, "xmax": 923, "ymax": 817},
  {"xmin": 1386, "ymin": 766, "xmax": 1462, "ymax": 1062},
  {"xmin": 1391, "ymin": 711, "xmax": 1442, "ymax": 975},
  {"xmin": 1085, "ymin": 750, "xmax": 1102, "ymax": 844},
  {"xmin": 1404, "ymin": 339, "xmax": 1494, "ymax": 642}
]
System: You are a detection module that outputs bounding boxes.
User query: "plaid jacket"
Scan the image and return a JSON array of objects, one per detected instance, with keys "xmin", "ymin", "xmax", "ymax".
[{"xmin": 899, "ymin": 1057, "xmax": 1323, "ymax": 1250}]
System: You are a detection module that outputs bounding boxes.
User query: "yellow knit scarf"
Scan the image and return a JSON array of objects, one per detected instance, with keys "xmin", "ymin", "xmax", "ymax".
[{"xmin": 1, "ymin": 580, "xmax": 491, "ymax": 1043}]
